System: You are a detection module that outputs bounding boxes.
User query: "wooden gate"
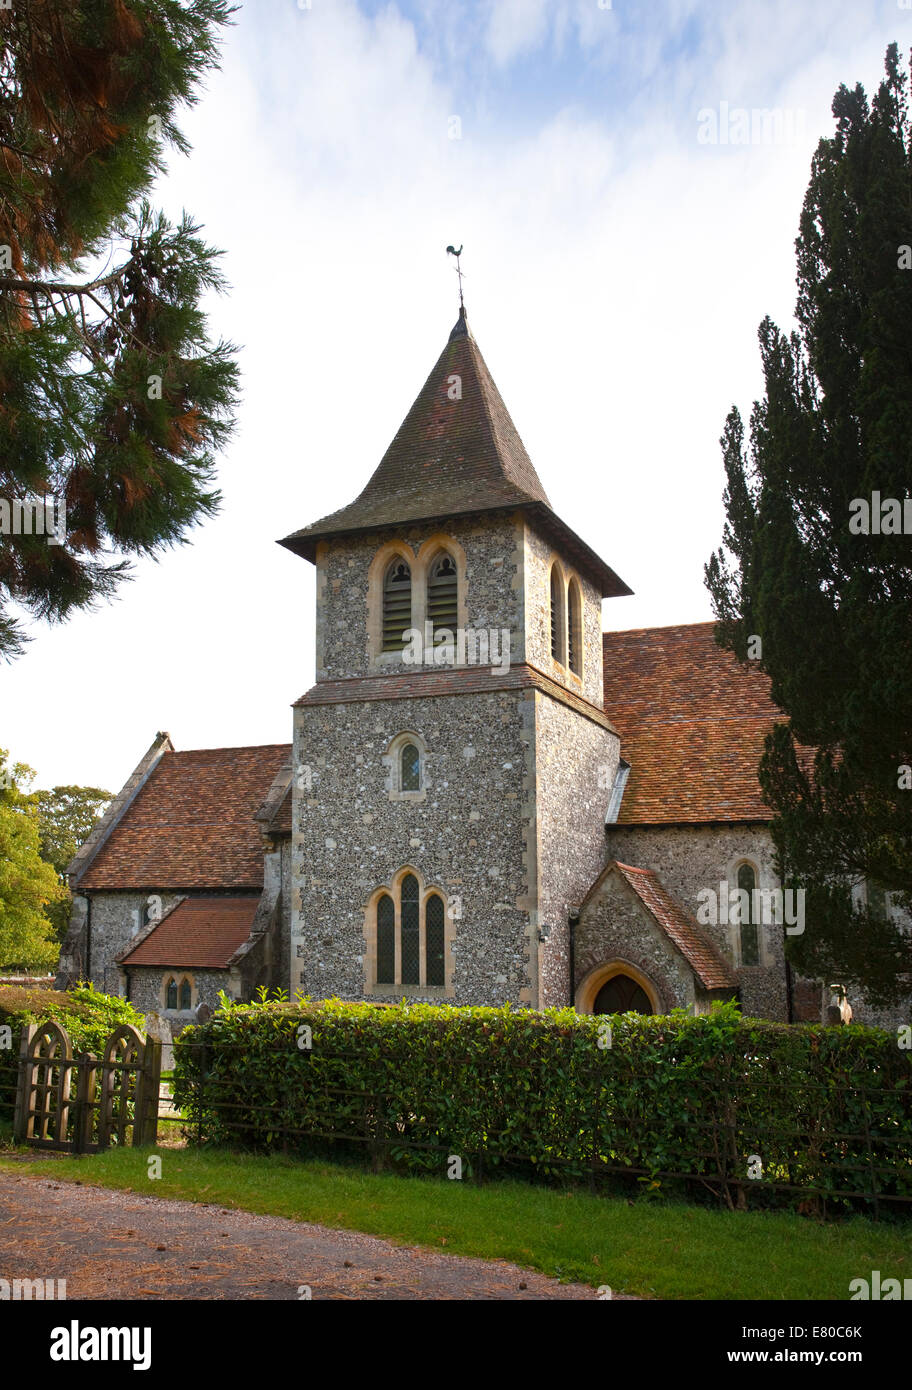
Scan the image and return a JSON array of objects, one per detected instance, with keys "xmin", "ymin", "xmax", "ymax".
[{"xmin": 13, "ymin": 1020, "xmax": 161, "ymax": 1153}]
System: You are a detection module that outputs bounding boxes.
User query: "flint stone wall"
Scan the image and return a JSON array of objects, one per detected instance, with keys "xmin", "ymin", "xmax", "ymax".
[
  {"xmin": 606, "ymin": 823, "xmax": 788, "ymax": 1021},
  {"xmin": 292, "ymin": 689, "xmax": 534, "ymax": 1005},
  {"xmin": 535, "ymin": 693, "xmax": 620, "ymax": 1008},
  {"xmin": 575, "ymin": 871, "xmax": 698, "ymax": 1011},
  {"xmin": 60, "ymin": 892, "xmax": 182, "ymax": 996}
]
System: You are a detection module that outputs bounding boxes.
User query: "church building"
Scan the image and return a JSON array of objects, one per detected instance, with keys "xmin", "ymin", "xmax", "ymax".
[{"xmin": 56, "ymin": 306, "xmax": 902, "ymax": 1033}]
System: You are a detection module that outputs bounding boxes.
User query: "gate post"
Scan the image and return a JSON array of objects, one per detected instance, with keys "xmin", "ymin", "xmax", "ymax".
[
  {"xmin": 134, "ymin": 1038, "xmax": 162, "ymax": 1147},
  {"xmin": 12, "ymin": 1024, "xmax": 36, "ymax": 1143},
  {"xmin": 73, "ymin": 1052, "xmax": 98, "ymax": 1154}
]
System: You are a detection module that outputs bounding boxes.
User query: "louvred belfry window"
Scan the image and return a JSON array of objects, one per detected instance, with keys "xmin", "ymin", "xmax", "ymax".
[
  {"xmin": 382, "ymin": 559, "xmax": 412, "ymax": 651},
  {"xmin": 427, "ymin": 553, "xmax": 458, "ymax": 639},
  {"xmin": 568, "ymin": 580, "xmax": 582, "ymax": 675},
  {"xmin": 550, "ymin": 565, "xmax": 565, "ymax": 663}
]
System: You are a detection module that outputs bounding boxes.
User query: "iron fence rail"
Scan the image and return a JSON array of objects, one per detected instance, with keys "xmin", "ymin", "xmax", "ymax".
[{"xmin": 165, "ymin": 1039, "xmax": 912, "ymax": 1217}]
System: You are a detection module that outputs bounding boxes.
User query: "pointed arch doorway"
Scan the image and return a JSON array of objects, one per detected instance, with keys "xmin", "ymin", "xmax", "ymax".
[{"xmin": 575, "ymin": 961, "xmax": 660, "ymax": 1015}]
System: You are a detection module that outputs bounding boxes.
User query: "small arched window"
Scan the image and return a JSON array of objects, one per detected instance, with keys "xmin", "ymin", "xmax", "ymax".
[
  {"xmin": 737, "ymin": 862, "xmax": 760, "ymax": 966},
  {"xmin": 179, "ymin": 978, "xmax": 192, "ymax": 1011},
  {"xmin": 382, "ymin": 558, "xmax": 412, "ymax": 651},
  {"xmin": 550, "ymin": 565, "xmax": 565, "ymax": 664},
  {"xmin": 427, "ymin": 552, "xmax": 458, "ymax": 639},
  {"xmin": 568, "ymin": 579, "xmax": 582, "ymax": 676},
  {"xmin": 400, "ymin": 742, "xmax": 421, "ymax": 792},
  {"xmin": 165, "ymin": 977, "xmax": 177, "ymax": 1010},
  {"xmin": 376, "ymin": 894, "xmax": 395, "ymax": 984}
]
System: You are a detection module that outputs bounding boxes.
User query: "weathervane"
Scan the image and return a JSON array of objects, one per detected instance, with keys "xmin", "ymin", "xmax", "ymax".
[{"xmin": 446, "ymin": 244, "xmax": 465, "ymax": 310}]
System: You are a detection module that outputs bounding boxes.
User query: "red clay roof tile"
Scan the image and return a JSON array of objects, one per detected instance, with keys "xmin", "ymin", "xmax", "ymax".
[
  {"xmin": 77, "ymin": 745, "xmax": 291, "ymax": 891},
  {"xmin": 118, "ymin": 895, "xmax": 259, "ymax": 969},
  {"xmin": 602, "ymin": 622, "xmax": 781, "ymax": 824},
  {"xmin": 606, "ymin": 862, "xmax": 737, "ymax": 990}
]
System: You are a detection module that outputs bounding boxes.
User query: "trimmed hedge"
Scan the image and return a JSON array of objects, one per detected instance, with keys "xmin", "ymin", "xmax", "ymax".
[
  {"xmin": 0, "ymin": 983, "xmax": 146, "ymax": 1121},
  {"xmin": 172, "ymin": 997, "xmax": 912, "ymax": 1215}
]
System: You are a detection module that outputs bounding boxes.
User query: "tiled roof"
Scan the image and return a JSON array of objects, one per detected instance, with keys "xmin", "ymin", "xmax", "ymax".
[
  {"xmin": 76, "ymin": 745, "xmax": 291, "ymax": 891},
  {"xmin": 267, "ymin": 784, "xmax": 292, "ymax": 835},
  {"xmin": 278, "ymin": 310, "xmax": 631, "ymax": 599},
  {"xmin": 592, "ymin": 862, "xmax": 736, "ymax": 990},
  {"xmin": 118, "ymin": 896, "xmax": 259, "ymax": 969},
  {"xmin": 280, "ymin": 309, "xmax": 549, "ymax": 546},
  {"xmin": 296, "ymin": 662, "xmax": 617, "ymax": 733},
  {"xmin": 602, "ymin": 622, "xmax": 782, "ymax": 824}
]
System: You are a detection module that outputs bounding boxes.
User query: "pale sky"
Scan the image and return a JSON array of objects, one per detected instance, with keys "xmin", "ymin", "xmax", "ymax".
[{"xmin": 2, "ymin": 0, "xmax": 908, "ymax": 793}]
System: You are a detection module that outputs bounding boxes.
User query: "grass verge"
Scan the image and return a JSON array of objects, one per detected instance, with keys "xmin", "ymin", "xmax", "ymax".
[{"xmin": 1, "ymin": 1144, "xmax": 909, "ymax": 1299}]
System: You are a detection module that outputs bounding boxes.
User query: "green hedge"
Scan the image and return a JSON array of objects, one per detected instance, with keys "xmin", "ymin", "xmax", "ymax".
[
  {"xmin": 0, "ymin": 983, "xmax": 146, "ymax": 1121},
  {"xmin": 171, "ymin": 997, "xmax": 912, "ymax": 1215}
]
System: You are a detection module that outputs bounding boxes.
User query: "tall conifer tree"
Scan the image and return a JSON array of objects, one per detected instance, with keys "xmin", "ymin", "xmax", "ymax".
[
  {"xmin": 706, "ymin": 45, "xmax": 912, "ymax": 1007},
  {"xmin": 0, "ymin": 0, "xmax": 239, "ymax": 657}
]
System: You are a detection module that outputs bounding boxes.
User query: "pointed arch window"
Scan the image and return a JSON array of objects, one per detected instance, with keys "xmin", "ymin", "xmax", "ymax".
[
  {"xmin": 427, "ymin": 552, "xmax": 458, "ymax": 639},
  {"xmin": 376, "ymin": 894, "xmax": 395, "ymax": 984},
  {"xmin": 165, "ymin": 977, "xmax": 177, "ymax": 1010},
  {"xmin": 568, "ymin": 579, "xmax": 582, "ymax": 676},
  {"xmin": 372, "ymin": 876, "xmax": 450, "ymax": 990},
  {"xmin": 426, "ymin": 893, "xmax": 445, "ymax": 987},
  {"xmin": 382, "ymin": 558, "xmax": 412, "ymax": 651},
  {"xmin": 737, "ymin": 862, "xmax": 760, "ymax": 966},
  {"xmin": 550, "ymin": 565, "xmax": 565, "ymax": 664},
  {"xmin": 401, "ymin": 874, "xmax": 420, "ymax": 985},
  {"xmin": 179, "ymin": 978, "xmax": 192, "ymax": 1011}
]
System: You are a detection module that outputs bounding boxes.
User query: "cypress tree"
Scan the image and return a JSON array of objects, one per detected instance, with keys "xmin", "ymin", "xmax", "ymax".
[{"xmin": 706, "ymin": 44, "xmax": 912, "ymax": 1008}]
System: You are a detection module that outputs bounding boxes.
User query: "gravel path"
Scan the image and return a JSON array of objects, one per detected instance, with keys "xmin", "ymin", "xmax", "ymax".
[{"xmin": 0, "ymin": 1171, "xmax": 613, "ymax": 1300}]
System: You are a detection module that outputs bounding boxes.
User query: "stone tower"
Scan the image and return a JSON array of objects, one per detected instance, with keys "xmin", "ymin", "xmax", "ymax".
[{"xmin": 279, "ymin": 306, "xmax": 631, "ymax": 1008}]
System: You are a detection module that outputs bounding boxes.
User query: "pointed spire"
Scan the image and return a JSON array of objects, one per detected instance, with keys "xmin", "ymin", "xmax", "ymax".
[
  {"xmin": 278, "ymin": 308, "xmax": 632, "ymax": 600},
  {"xmin": 280, "ymin": 312, "xmax": 550, "ymax": 549},
  {"xmin": 448, "ymin": 304, "xmax": 469, "ymax": 340}
]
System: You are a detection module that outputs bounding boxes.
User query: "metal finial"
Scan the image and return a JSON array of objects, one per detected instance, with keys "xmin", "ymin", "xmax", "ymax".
[{"xmin": 446, "ymin": 244, "xmax": 465, "ymax": 310}]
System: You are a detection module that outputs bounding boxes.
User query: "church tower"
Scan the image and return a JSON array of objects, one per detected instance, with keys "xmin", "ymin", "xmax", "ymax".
[{"xmin": 279, "ymin": 305, "xmax": 631, "ymax": 1008}]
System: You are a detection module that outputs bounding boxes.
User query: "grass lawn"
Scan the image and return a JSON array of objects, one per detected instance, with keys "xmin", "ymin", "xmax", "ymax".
[{"xmin": 1, "ymin": 1141, "xmax": 908, "ymax": 1299}]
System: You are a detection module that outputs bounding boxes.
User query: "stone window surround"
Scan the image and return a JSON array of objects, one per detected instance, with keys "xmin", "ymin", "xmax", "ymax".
[
  {"xmin": 574, "ymin": 959, "xmax": 663, "ymax": 1015},
  {"xmin": 362, "ymin": 866, "xmax": 456, "ymax": 999},
  {"xmin": 382, "ymin": 729, "xmax": 429, "ymax": 802},
  {"xmin": 367, "ymin": 534, "xmax": 468, "ymax": 668},
  {"xmin": 726, "ymin": 856, "xmax": 774, "ymax": 969},
  {"xmin": 160, "ymin": 971, "xmax": 196, "ymax": 1014},
  {"xmin": 546, "ymin": 554, "xmax": 584, "ymax": 687}
]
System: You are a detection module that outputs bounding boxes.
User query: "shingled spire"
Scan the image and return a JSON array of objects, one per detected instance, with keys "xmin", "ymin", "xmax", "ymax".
[
  {"xmin": 279, "ymin": 307, "xmax": 550, "ymax": 555},
  {"xmin": 279, "ymin": 308, "xmax": 631, "ymax": 598}
]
